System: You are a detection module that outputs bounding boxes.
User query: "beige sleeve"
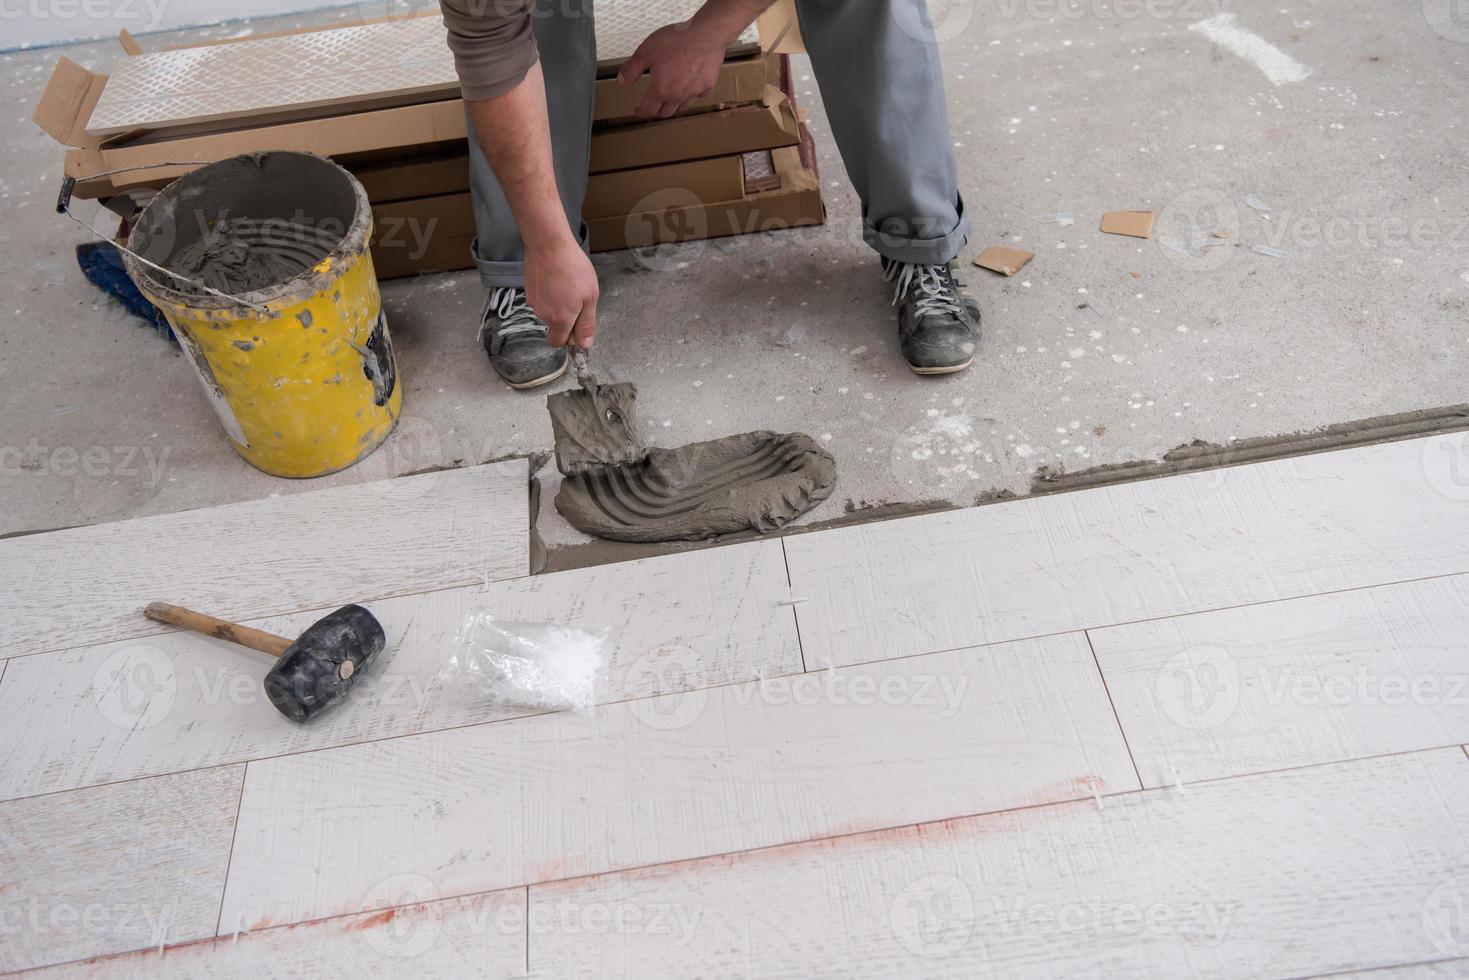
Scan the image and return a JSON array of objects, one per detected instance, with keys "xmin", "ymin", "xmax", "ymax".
[{"xmin": 440, "ymin": 0, "xmax": 540, "ymax": 102}]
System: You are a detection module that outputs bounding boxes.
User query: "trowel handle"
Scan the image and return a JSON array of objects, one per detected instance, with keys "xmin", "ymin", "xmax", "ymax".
[{"xmin": 143, "ymin": 602, "xmax": 293, "ymax": 657}]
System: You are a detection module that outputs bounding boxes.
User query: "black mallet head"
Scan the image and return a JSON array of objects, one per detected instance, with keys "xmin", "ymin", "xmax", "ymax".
[{"xmin": 263, "ymin": 604, "xmax": 385, "ymax": 723}]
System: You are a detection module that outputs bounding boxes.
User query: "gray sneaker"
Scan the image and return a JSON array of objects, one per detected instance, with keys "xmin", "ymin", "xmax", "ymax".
[
  {"xmin": 881, "ymin": 258, "xmax": 982, "ymax": 375},
  {"xmin": 478, "ymin": 287, "xmax": 568, "ymax": 390}
]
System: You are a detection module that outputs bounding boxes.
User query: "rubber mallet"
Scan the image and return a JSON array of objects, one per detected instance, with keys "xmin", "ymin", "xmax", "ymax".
[{"xmin": 143, "ymin": 602, "xmax": 385, "ymax": 723}]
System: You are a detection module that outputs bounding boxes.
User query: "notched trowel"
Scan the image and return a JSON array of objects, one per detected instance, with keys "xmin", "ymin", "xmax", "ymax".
[{"xmin": 546, "ymin": 347, "xmax": 645, "ymax": 477}]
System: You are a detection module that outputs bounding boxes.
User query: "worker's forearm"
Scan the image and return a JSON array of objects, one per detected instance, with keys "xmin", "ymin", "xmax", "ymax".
[
  {"xmin": 466, "ymin": 64, "xmax": 575, "ymax": 250},
  {"xmin": 689, "ymin": 0, "xmax": 779, "ymax": 42}
]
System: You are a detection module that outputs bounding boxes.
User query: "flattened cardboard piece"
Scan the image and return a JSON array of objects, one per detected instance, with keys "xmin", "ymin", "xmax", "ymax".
[
  {"xmin": 973, "ymin": 245, "xmax": 1036, "ymax": 276},
  {"xmin": 757, "ymin": 0, "xmax": 807, "ymax": 53},
  {"xmin": 32, "ymin": 57, "xmax": 108, "ymax": 146},
  {"xmin": 1100, "ymin": 210, "xmax": 1156, "ymax": 238},
  {"xmin": 584, "ymin": 156, "xmax": 746, "ymax": 219},
  {"xmin": 117, "ymin": 30, "xmax": 143, "ymax": 56},
  {"xmin": 590, "ymin": 95, "xmax": 799, "ymax": 173}
]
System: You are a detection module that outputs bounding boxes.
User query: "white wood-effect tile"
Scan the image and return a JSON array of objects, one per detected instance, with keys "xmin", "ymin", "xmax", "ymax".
[
  {"xmin": 0, "ymin": 459, "xmax": 527, "ymax": 663},
  {"xmin": 1091, "ymin": 574, "xmax": 1469, "ymax": 786},
  {"xmin": 219, "ymin": 632, "xmax": 1137, "ymax": 928},
  {"xmin": 0, "ymin": 541, "xmax": 798, "ymax": 801},
  {"xmin": 527, "ymin": 750, "xmax": 1469, "ymax": 978},
  {"xmin": 25, "ymin": 890, "xmax": 527, "ymax": 979},
  {"xmin": 0, "ymin": 766, "xmax": 243, "ymax": 972},
  {"xmin": 785, "ymin": 436, "xmax": 1469, "ymax": 668}
]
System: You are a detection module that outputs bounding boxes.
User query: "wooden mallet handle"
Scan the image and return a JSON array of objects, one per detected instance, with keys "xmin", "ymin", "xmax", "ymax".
[{"xmin": 143, "ymin": 602, "xmax": 293, "ymax": 658}]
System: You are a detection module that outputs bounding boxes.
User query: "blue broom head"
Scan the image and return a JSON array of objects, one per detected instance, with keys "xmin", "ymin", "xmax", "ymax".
[{"xmin": 76, "ymin": 240, "xmax": 177, "ymax": 345}]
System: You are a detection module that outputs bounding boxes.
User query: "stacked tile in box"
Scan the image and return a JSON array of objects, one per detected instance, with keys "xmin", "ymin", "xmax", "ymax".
[{"xmin": 585, "ymin": 52, "xmax": 824, "ymax": 254}]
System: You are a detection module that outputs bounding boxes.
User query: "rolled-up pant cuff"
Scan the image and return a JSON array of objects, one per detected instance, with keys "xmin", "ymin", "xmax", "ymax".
[
  {"xmin": 864, "ymin": 195, "xmax": 970, "ymax": 267},
  {"xmin": 470, "ymin": 220, "xmax": 591, "ymax": 290},
  {"xmin": 865, "ymin": 217, "xmax": 970, "ymax": 266}
]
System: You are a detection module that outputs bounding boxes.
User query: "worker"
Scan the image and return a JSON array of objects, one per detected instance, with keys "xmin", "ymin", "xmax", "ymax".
[{"xmin": 441, "ymin": 0, "xmax": 980, "ymax": 388}]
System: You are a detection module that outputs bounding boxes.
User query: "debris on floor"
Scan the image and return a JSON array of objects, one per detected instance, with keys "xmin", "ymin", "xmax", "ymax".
[
  {"xmin": 973, "ymin": 244, "xmax": 1036, "ymax": 276},
  {"xmin": 1099, "ymin": 210, "xmax": 1157, "ymax": 239}
]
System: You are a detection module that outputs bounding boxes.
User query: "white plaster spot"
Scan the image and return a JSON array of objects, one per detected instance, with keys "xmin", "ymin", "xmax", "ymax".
[{"xmin": 1189, "ymin": 13, "xmax": 1311, "ymax": 85}]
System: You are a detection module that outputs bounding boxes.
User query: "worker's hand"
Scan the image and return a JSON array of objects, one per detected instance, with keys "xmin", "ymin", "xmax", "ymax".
[
  {"xmin": 618, "ymin": 21, "xmax": 727, "ymax": 118},
  {"xmin": 525, "ymin": 235, "xmax": 599, "ymax": 350}
]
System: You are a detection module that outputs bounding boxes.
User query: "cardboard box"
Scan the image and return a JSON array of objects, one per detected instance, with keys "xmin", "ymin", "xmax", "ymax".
[
  {"xmin": 35, "ymin": 48, "xmax": 784, "ymax": 200},
  {"xmin": 587, "ymin": 146, "xmax": 822, "ymax": 252},
  {"xmin": 595, "ymin": 50, "xmax": 777, "ymax": 123},
  {"xmin": 349, "ymin": 145, "xmax": 472, "ymax": 203},
  {"xmin": 584, "ymin": 156, "xmax": 745, "ymax": 220},
  {"xmin": 590, "ymin": 93, "xmax": 799, "ymax": 174},
  {"xmin": 369, "ymin": 191, "xmax": 477, "ymax": 280},
  {"xmin": 367, "ymin": 144, "xmax": 821, "ymax": 278}
]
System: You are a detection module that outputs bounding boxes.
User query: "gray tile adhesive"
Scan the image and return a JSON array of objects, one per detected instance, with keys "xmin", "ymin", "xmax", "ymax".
[
  {"xmin": 554, "ymin": 428, "xmax": 838, "ymax": 543},
  {"xmin": 547, "ymin": 381, "xmax": 643, "ymax": 477}
]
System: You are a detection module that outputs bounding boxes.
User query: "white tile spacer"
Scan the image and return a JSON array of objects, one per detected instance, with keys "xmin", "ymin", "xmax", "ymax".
[
  {"xmin": 1086, "ymin": 776, "xmax": 1105, "ymax": 811},
  {"xmin": 777, "ymin": 596, "xmax": 810, "ymax": 606},
  {"xmin": 1170, "ymin": 767, "xmax": 1188, "ymax": 795}
]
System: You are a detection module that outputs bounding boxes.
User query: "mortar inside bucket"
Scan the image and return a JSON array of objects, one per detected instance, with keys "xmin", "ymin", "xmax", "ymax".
[
  {"xmin": 121, "ymin": 151, "xmax": 400, "ymax": 480},
  {"xmin": 126, "ymin": 151, "xmax": 371, "ymax": 309}
]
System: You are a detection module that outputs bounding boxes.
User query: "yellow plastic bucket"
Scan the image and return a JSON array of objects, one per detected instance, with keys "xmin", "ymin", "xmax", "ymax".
[{"xmin": 124, "ymin": 151, "xmax": 401, "ymax": 478}]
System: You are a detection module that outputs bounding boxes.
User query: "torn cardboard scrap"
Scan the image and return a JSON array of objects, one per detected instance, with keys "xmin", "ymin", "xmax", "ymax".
[
  {"xmin": 1100, "ymin": 211, "xmax": 1156, "ymax": 239},
  {"xmin": 973, "ymin": 245, "xmax": 1035, "ymax": 276}
]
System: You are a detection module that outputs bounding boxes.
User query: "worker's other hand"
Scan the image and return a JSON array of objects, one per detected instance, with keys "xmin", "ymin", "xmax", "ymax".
[
  {"xmin": 526, "ymin": 236, "xmax": 599, "ymax": 350},
  {"xmin": 618, "ymin": 21, "xmax": 727, "ymax": 119}
]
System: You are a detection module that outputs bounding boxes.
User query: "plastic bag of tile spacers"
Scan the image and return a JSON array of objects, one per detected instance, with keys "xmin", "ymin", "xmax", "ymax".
[{"xmin": 443, "ymin": 612, "xmax": 613, "ymax": 712}]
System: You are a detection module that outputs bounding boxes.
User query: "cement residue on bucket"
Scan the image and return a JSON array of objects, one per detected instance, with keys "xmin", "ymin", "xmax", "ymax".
[{"xmin": 127, "ymin": 151, "xmax": 363, "ymax": 307}]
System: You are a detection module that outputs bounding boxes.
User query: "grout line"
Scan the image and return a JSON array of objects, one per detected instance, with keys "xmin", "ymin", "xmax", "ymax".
[
  {"xmin": 10, "ymin": 556, "xmax": 1469, "ymax": 805},
  {"xmin": 778, "ymin": 538, "xmax": 808, "ymax": 673},
  {"xmin": 0, "ymin": 661, "xmax": 807, "ymax": 805},
  {"xmin": 471, "ymin": 743, "xmax": 1469, "ymax": 897},
  {"xmin": 12, "ymin": 566, "xmax": 535, "ymax": 665},
  {"xmin": 9, "ymin": 466, "xmax": 533, "ymax": 663},
  {"xmin": 1078, "ymin": 569, "xmax": 1469, "ymax": 638},
  {"xmin": 213, "ymin": 762, "xmax": 250, "ymax": 938},
  {"xmin": 1285, "ymin": 954, "xmax": 1469, "ymax": 979},
  {"xmin": 13, "ymin": 528, "xmax": 1469, "ymax": 668},
  {"xmin": 1084, "ymin": 629, "xmax": 1145, "ymax": 792},
  {"xmin": 35, "ymin": 745, "xmax": 1464, "ymax": 974},
  {"xmin": 0, "ymin": 659, "xmax": 8, "ymax": 690}
]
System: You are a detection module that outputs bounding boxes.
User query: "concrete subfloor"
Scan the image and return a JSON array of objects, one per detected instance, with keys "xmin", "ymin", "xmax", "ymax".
[{"xmin": 2, "ymin": 1, "xmax": 1467, "ymax": 562}]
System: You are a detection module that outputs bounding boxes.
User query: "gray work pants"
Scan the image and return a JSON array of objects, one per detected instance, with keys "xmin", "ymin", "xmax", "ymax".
[{"xmin": 465, "ymin": 0, "xmax": 968, "ymax": 287}]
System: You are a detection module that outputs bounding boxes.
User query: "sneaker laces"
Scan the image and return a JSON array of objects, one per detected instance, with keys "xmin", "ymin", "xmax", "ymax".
[
  {"xmin": 884, "ymin": 261, "xmax": 965, "ymax": 320},
  {"xmin": 479, "ymin": 287, "xmax": 548, "ymax": 345}
]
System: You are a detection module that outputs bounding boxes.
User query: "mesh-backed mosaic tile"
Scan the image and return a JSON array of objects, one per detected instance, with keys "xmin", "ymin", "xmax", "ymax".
[
  {"xmin": 87, "ymin": 8, "xmax": 759, "ymax": 135},
  {"xmin": 88, "ymin": 17, "xmax": 456, "ymax": 134}
]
